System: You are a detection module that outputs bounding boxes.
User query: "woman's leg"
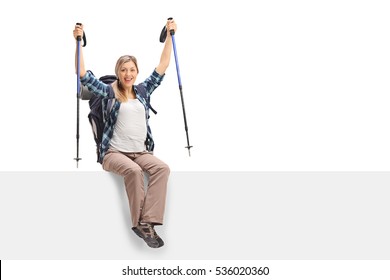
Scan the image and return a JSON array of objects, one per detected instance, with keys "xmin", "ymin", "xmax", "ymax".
[
  {"xmin": 133, "ymin": 152, "xmax": 170, "ymax": 225},
  {"xmin": 102, "ymin": 149, "xmax": 145, "ymax": 227}
]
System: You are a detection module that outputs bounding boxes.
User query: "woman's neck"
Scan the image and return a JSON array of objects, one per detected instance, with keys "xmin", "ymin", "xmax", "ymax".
[{"xmin": 125, "ymin": 88, "xmax": 135, "ymax": 99}]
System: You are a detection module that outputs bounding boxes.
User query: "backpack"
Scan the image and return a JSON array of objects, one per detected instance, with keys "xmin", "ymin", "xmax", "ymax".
[
  {"xmin": 87, "ymin": 74, "xmax": 115, "ymax": 163},
  {"xmin": 83, "ymin": 72, "xmax": 156, "ymax": 163}
]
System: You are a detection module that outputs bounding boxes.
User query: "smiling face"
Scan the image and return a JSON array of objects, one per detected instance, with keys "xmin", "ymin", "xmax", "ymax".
[
  {"xmin": 119, "ymin": 61, "xmax": 138, "ymax": 88},
  {"xmin": 115, "ymin": 55, "xmax": 139, "ymax": 90}
]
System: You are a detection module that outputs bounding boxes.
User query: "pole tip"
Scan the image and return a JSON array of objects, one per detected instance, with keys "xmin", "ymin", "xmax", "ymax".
[
  {"xmin": 185, "ymin": 146, "xmax": 193, "ymax": 157},
  {"xmin": 74, "ymin": 157, "xmax": 82, "ymax": 168}
]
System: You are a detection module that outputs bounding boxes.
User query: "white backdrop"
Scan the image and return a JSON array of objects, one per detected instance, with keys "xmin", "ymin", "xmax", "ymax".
[{"xmin": 0, "ymin": 0, "xmax": 390, "ymax": 171}]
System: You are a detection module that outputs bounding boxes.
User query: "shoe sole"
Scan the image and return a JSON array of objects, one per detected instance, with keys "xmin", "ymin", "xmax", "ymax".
[{"xmin": 156, "ymin": 237, "xmax": 164, "ymax": 247}]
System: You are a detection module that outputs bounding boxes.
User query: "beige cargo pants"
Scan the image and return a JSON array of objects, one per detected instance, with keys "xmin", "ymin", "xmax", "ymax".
[{"xmin": 102, "ymin": 149, "xmax": 170, "ymax": 227}]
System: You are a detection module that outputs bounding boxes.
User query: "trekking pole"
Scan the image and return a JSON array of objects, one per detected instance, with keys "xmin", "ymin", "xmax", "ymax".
[
  {"xmin": 74, "ymin": 23, "xmax": 86, "ymax": 167},
  {"xmin": 161, "ymin": 17, "xmax": 193, "ymax": 156}
]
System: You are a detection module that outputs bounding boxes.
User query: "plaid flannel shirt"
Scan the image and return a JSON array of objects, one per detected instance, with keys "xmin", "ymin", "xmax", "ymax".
[{"xmin": 80, "ymin": 69, "xmax": 165, "ymax": 163}]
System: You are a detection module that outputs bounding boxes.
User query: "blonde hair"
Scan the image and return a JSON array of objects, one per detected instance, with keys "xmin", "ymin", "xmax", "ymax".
[{"xmin": 114, "ymin": 55, "xmax": 139, "ymax": 102}]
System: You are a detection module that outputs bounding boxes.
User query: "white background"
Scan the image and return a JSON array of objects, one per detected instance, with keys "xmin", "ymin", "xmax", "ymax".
[
  {"xmin": 1, "ymin": 1, "xmax": 390, "ymax": 279},
  {"xmin": 0, "ymin": 0, "xmax": 389, "ymax": 171}
]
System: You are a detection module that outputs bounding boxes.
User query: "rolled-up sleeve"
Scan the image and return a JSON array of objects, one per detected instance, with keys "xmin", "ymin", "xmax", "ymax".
[
  {"xmin": 142, "ymin": 70, "xmax": 165, "ymax": 97},
  {"xmin": 80, "ymin": 70, "xmax": 109, "ymax": 98}
]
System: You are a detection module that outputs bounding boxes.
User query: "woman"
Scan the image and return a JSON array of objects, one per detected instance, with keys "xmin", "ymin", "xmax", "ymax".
[{"xmin": 73, "ymin": 19, "xmax": 176, "ymax": 248}]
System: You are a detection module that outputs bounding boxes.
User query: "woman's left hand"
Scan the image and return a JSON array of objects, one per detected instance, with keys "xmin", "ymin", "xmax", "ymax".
[{"xmin": 167, "ymin": 19, "xmax": 177, "ymax": 36}]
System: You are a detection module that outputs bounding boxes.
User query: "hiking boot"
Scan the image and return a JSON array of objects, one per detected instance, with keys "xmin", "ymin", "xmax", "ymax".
[
  {"xmin": 151, "ymin": 225, "xmax": 164, "ymax": 248},
  {"xmin": 132, "ymin": 223, "xmax": 160, "ymax": 248}
]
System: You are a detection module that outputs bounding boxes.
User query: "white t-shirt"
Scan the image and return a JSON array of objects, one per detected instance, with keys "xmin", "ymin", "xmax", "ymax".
[{"xmin": 109, "ymin": 99, "xmax": 147, "ymax": 153}]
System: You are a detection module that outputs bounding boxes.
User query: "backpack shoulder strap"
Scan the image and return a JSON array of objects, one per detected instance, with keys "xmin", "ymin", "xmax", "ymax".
[
  {"xmin": 135, "ymin": 84, "xmax": 157, "ymax": 114},
  {"xmin": 107, "ymin": 84, "xmax": 115, "ymax": 99},
  {"xmin": 103, "ymin": 85, "xmax": 116, "ymax": 121}
]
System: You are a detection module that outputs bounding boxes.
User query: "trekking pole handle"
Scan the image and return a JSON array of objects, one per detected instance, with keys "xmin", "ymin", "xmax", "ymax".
[
  {"xmin": 76, "ymin": 22, "xmax": 87, "ymax": 47},
  {"xmin": 167, "ymin": 17, "xmax": 175, "ymax": 36},
  {"xmin": 76, "ymin": 23, "xmax": 82, "ymax": 41}
]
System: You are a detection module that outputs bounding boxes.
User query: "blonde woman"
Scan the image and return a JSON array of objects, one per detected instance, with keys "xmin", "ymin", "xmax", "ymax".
[{"xmin": 73, "ymin": 19, "xmax": 176, "ymax": 248}]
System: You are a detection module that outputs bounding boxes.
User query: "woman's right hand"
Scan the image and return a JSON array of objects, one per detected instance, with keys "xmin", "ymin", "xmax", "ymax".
[
  {"xmin": 73, "ymin": 24, "xmax": 84, "ymax": 41},
  {"xmin": 74, "ymin": 23, "xmax": 86, "ymax": 77}
]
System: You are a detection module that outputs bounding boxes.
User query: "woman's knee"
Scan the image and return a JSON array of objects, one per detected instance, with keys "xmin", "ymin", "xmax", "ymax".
[{"xmin": 158, "ymin": 162, "xmax": 170, "ymax": 175}]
